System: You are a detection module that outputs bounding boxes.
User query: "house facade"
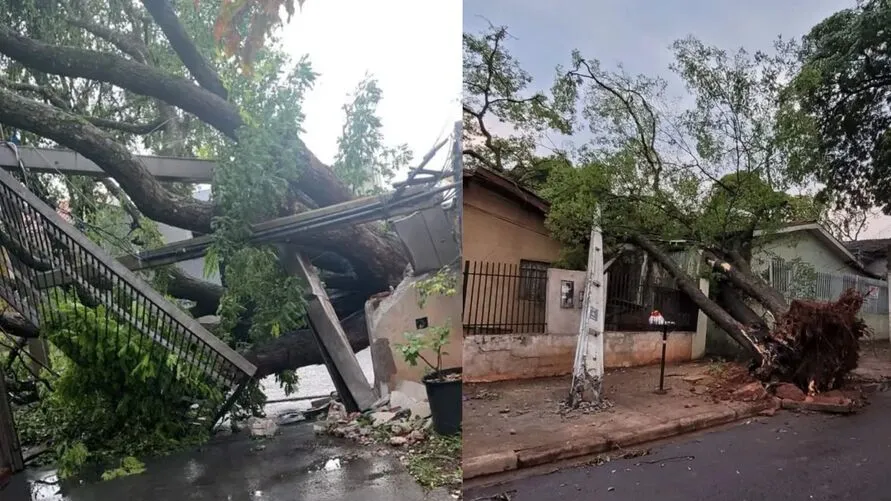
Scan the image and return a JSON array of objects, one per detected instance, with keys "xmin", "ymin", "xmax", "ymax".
[
  {"xmin": 462, "ymin": 167, "xmax": 705, "ymax": 382},
  {"xmin": 463, "ymin": 166, "xmax": 561, "ymax": 270},
  {"xmin": 463, "ymin": 168, "xmax": 891, "ymax": 382}
]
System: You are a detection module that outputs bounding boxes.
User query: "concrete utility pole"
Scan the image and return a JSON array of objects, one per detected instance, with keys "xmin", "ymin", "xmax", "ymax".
[{"xmin": 569, "ymin": 210, "xmax": 607, "ymax": 406}]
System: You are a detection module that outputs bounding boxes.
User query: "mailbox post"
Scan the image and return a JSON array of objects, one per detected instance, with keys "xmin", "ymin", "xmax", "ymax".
[{"xmin": 648, "ymin": 310, "xmax": 675, "ymax": 394}]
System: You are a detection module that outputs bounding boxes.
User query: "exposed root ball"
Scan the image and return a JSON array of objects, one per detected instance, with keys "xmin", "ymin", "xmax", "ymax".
[{"xmin": 754, "ymin": 289, "xmax": 869, "ymax": 392}]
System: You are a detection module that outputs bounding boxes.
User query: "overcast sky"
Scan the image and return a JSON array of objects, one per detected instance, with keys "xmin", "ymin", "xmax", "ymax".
[
  {"xmin": 463, "ymin": 0, "xmax": 891, "ymax": 239},
  {"xmin": 280, "ymin": 0, "xmax": 462, "ymax": 185}
]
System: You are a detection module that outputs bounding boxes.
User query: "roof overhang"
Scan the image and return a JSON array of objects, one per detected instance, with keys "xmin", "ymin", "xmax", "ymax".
[
  {"xmin": 754, "ymin": 222, "xmax": 881, "ymax": 279},
  {"xmin": 463, "ymin": 167, "xmax": 549, "ymax": 214}
]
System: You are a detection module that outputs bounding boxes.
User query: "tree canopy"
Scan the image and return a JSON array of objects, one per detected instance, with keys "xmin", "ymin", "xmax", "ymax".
[{"xmin": 782, "ymin": 0, "xmax": 891, "ymax": 214}]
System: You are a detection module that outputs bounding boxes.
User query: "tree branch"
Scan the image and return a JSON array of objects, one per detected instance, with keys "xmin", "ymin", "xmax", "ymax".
[
  {"xmin": 66, "ymin": 16, "xmax": 149, "ymax": 63},
  {"xmin": 0, "ymin": 27, "xmax": 355, "ymax": 209},
  {"xmin": 0, "ymin": 310, "xmax": 40, "ymax": 339},
  {"xmin": 0, "ymin": 77, "xmax": 70, "ymax": 109},
  {"xmin": 0, "ymin": 25, "xmax": 242, "ymax": 138},
  {"xmin": 628, "ymin": 232, "xmax": 765, "ymax": 361},
  {"xmin": 140, "ymin": 0, "xmax": 228, "ymax": 99},
  {"xmin": 245, "ymin": 310, "xmax": 369, "ymax": 378},
  {"xmin": 704, "ymin": 249, "xmax": 789, "ymax": 318},
  {"xmin": 87, "ymin": 115, "xmax": 168, "ymax": 135},
  {"xmin": 163, "ymin": 266, "xmax": 223, "ymax": 317},
  {"xmin": 0, "ymin": 87, "xmax": 214, "ymax": 232}
]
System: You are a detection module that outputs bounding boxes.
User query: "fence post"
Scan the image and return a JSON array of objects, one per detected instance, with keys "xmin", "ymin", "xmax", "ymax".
[
  {"xmin": 0, "ymin": 373, "xmax": 24, "ymax": 474},
  {"xmin": 692, "ymin": 277, "xmax": 710, "ymax": 360}
]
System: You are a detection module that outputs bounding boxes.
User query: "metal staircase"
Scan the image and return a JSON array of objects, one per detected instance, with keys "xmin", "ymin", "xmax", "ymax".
[{"xmin": 0, "ymin": 167, "xmax": 256, "ymax": 428}]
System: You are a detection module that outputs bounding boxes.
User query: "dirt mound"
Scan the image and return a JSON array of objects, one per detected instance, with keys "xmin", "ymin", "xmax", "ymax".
[
  {"xmin": 755, "ymin": 289, "xmax": 869, "ymax": 393},
  {"xmin": 704, "ymin": 364, "xmax": 767, "ymax": 403}
]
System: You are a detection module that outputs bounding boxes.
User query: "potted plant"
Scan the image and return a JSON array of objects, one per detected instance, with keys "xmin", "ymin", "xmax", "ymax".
[
  {"xmin": 399, "ymin": 324, "xmax": 461, "ymax": 435},
  {"xmin": 397, "ymin": 267, "xmax": 461, "ymax": 435}
]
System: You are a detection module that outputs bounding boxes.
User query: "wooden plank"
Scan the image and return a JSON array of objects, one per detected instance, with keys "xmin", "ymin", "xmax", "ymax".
[
  {"xmin": 282, "ymin": 248, "xmax": 376, "ymax": 412},
  {"xmin": 0, "ymin": 374, "xmax": 24, "ymax": 473},
  {"xmin": 0, "ymin": 146, "xmax": 214, "ymax": 183}
]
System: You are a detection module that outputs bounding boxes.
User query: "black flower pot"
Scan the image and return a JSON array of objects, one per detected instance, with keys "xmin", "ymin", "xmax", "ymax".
[{"xmin": 422, "ymin": 367, "xmax": 462, "ymax": 435}]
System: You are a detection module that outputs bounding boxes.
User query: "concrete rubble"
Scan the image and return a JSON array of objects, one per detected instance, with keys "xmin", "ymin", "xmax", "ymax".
[
  {"xmin": 246, "ymin": 416, "xmax": 278, "ymax": 438},
  {"xmin": 315, "ymin": 382, "xmax": 435, "ymax": 448}
]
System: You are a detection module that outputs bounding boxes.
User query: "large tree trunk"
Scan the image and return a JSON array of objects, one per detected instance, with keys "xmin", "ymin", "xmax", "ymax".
[
  {"xmin": 628, "ymin": 233, "xmax": 766, "ymax": 361},
  {"xmin": 705, "ymin": 249, "xmax": 789, "ymax": 318},
  {"xmin": 244, "ymin": 310, "xmax": 369, "ymax": 379}
]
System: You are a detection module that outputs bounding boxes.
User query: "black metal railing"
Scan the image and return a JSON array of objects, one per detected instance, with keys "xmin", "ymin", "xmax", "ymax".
[
  {"xmin": 605, "ymin": 265, "xmax": 698, "ymax": 332},
  {"xmin": 463, "ymin": 260, "xmax": 547, "ymax": 334},
  {"xmin": 0, "ymin": 168, "xmax": 256, "ymax": 429}
]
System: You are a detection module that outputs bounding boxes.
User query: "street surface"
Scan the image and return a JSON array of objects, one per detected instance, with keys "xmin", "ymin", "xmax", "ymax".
[
  {"xmin": 4, "ymin": 422, "xmax": 450, "ymax": 501},
  {"xmin": 466, "ymin": 391, "xmax": 891, "ymax": 501}
]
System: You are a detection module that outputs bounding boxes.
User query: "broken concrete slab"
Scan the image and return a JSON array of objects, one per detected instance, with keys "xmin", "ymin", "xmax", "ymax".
[
  {"xmin": 247, "ymin": 417, "xmax": 278, "ymax": 438},
  {"xmin": 277, "ymin": 411, "xmax": 307, "ymax": 426},
  {"xmin": 370, "ymin": 411, "xmax": 398, "ymax": 426},
  {"xmin": 393, "ymin": 380, "xmax": 428, "ymax": 403},
  {"xmin": 732, "ymin": 382, "xmax": 768, "ymax": 402},
  {"xmin": 774, "ymin": 383, "xmax": 806, "ymax": 402},
  {"xmin": 390, "ymin": 389, "xmax": 432, "ymax": 419},
  {"xmin": 780, "ymin": 398, "xmax": 856, "ymax": 414}
]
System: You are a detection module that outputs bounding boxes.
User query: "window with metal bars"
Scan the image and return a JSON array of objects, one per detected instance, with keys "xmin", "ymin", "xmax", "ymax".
[{"xmin": 518, "ymin": 259, "xmax": 548, "ymax": 301}]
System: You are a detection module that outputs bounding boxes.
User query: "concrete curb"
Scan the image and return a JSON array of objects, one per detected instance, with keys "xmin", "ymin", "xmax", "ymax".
[
  {"xmin": 463, "ymin": 399, "xmax": 774, "ymax": 480},
  {"xmin": 861, "ymin": 380, "xmax": 891, "ymax": 394}
]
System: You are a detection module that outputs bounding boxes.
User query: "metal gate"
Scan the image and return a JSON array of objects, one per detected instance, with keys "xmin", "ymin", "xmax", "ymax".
[{"xmin": 0, "ymin": 167, "xmax": 256, "ymax": 432}]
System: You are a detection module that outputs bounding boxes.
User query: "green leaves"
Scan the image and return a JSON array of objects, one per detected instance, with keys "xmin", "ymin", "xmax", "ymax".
[
  {"xmin": 333, "ymin": 74, "xmax": 413, "ymax": 196},
  {"xmin": 783, "ymin": 0, "xmax": 891, "ymax": 213},
  {"xmin": 414, "ymin": 267, "xmax": 458, "ymax": 309},
  {"xmin": 463, "ymin": 25, "xmax": 575, "ymax": 173},
  {"xmin": 397, "ymin": 324, "xmax": 451, "ymax": 374},
  {"xmin": 13, "ymin": 292, "xmax": 221, "ymax": 478}
]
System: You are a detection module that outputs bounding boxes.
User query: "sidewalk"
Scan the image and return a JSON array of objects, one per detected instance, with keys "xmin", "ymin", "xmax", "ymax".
[{"xmin": 464, "ymin": 347, "xmax": 891, "ymax": 480}]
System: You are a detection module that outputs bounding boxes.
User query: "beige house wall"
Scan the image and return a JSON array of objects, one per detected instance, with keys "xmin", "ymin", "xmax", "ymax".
[
  {"xmin": 462, "ymin": 182, "xmax": 562, "ymax": 332},
  {"xmin": 462, "ymin": 182, "xmax": 562, "ymax": 266},
  {"xmin": 365, "ymin": 271, "xmax": 462, "ymax": 392}
]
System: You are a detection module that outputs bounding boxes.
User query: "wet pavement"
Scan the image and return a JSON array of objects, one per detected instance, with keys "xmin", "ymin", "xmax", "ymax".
[
  {"xmin": 465, "ymin": 390, "xmax": 891, "ymax": 501},
  {"xmin": 3, "ymin": 423, "xmax": 451, "ymax": 501}
]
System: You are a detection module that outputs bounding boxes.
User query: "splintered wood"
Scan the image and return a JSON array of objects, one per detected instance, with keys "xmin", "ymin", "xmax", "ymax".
[{"xmin": 754, "ymin": 289, "xmax": 869, "ymax": 393}]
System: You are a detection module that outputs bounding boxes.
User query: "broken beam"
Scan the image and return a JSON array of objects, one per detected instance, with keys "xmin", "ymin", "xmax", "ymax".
[
  {"xmin": 284, "ymin": 249, "xmax": 376, "ymax": 412},
  {"xmin": 32, "ymin": 183, "xmax": 452, "ymax": 288},
  {"xmin": 0, "ymin": 146, "xmax": 214, "ymax": 183}
]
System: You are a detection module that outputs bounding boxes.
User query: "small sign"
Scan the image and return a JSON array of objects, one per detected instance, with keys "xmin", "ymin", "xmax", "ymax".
[
  {"xmin": 560, "ymin": 280, "xmax": 575, "ymax": 308},
  {"xmin": 589, "ymin": 308, "xmax": 599, "ymax": 322}
]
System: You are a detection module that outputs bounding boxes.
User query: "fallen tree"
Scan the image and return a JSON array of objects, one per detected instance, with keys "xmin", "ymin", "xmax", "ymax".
[
  {"xmin": 754, "ymin": 289, "xmax": 868, "ymax": 392},
  {"xmin": 634, "ymin": 231, "xmax": 869, "ymax": 392},
  {"xmin": 0, "ymin": 0, "xmax": 410, "ymax": 380},
  {"xmin": 463, "ymin": 26, "xmax": 875, "ymax": 395}
]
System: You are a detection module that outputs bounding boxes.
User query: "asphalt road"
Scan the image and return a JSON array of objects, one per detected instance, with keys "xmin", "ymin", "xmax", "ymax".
[{"xmin": 466, "ymin": 391, "xmax": 891, "ymax": 501}]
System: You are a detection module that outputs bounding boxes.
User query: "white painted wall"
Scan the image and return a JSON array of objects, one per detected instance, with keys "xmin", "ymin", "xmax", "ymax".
[{"xmin": 751, "ymin": 231, "xmax": 859, "ymax": 277}]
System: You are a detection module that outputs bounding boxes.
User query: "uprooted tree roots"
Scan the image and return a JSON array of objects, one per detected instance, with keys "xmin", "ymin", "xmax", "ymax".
[{"xmin": 752, "ymin": 289, "xmax": 869, "ymax": 393}]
